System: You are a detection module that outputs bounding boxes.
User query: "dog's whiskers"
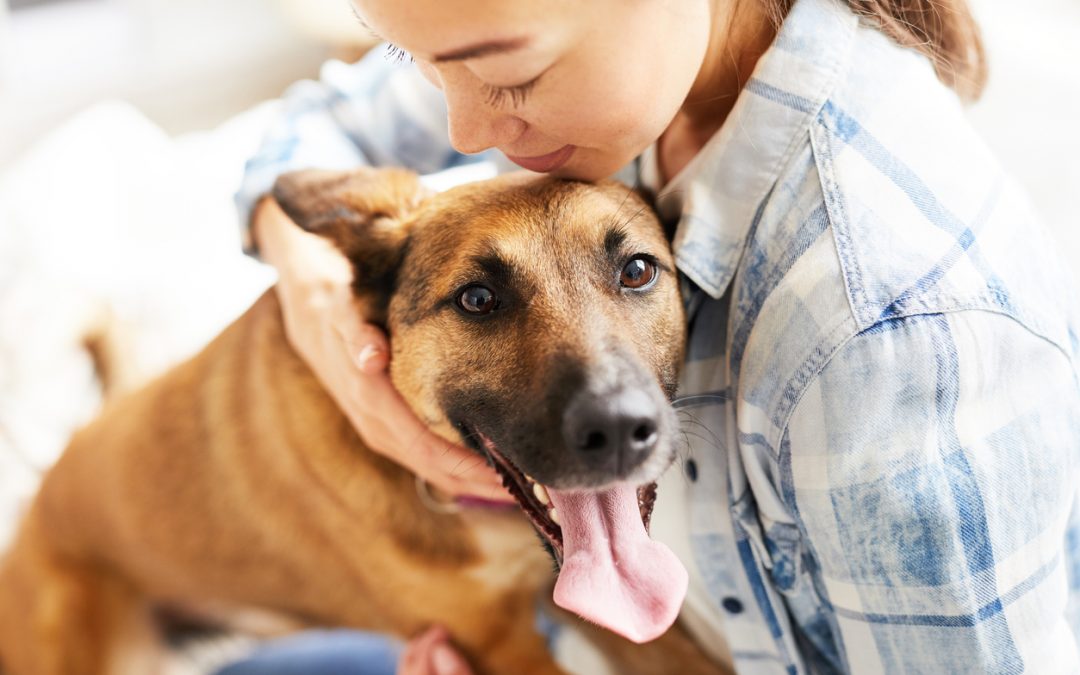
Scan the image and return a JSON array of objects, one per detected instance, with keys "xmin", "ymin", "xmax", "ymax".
[
  {"xmin": 615, "ymin": 204, "xmax": 651, "ymax": 233},
  {"xmin": 675, "ymin": 410, "xmax": 727, "ymax": 452},
  {"xmin": 450, "ymin": 456, "xmax": 488, "ymax": 478}
]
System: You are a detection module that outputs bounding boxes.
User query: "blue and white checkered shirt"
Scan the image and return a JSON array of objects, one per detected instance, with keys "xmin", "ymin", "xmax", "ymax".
[{"xmin": 237, "ymin": 0, "xmax": 1080, "ymax": 671}]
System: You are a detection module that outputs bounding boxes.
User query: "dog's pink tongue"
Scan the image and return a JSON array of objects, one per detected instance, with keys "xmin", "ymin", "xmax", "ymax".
[{"xmin": 549, "ymin": 484, "xmax": 688, "ymax": 643}]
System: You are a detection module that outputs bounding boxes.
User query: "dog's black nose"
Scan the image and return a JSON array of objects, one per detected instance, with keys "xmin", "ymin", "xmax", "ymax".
[{"xmin": 563, "ymin": 387, "xmax": 660, "ymax": 475}]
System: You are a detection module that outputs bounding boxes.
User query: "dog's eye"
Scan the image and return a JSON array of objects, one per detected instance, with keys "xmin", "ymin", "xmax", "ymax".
[
  {"xmin": 458, "ymin": 285, "xmax": 498, "ymax": 314},
  {"xmin": 620, "ymin": 256, "xmax": 658, "ymax": 290}
]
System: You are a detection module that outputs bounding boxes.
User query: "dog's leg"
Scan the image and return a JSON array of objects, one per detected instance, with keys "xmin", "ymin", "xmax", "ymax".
[{"xmin": 0, "ymin": 513, "xmax": 162, "ymax": 675}]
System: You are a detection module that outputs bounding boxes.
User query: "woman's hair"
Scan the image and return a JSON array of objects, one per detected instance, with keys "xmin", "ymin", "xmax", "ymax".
[{"xmin": 763, "ymin": 0, "xmax": 987, "ymax": 100}]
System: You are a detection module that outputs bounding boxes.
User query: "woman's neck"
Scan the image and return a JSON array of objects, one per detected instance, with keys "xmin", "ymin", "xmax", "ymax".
[{"xmin": 658, "ymin": 0, "xmax": 778, "ymax": 184}]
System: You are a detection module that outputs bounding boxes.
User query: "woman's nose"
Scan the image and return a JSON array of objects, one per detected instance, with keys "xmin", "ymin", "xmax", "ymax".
[{"xmin": 438, "ymin": 69, "xmax": 526, "ymax": 155}]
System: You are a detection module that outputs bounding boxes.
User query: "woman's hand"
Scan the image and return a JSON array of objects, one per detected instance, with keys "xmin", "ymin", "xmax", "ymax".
[
  {"xmin": 398, "ymin": 626, "xmax": 475, "ymax": 675},
  {"xmin": 253, "ymin": 197, "xmax": 512, "ymax": 503}
]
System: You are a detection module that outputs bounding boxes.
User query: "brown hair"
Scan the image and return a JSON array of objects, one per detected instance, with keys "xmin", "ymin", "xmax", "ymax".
[{"xmin": 762, "ymin": 0, "xmax": 988, "ymax": 101}]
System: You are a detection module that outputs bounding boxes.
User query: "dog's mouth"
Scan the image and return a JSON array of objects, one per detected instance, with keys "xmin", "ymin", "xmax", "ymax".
[
  {"xmin": 459, "ymin": 424, "xmax": 570, "ymax": 563},
  {"xmin": 455, "ymin": 421, "xmax": 688, "ymax": 644},
  {"xmin": 456, "ymin": 422, "xmax": 659, "ymax": 567}
]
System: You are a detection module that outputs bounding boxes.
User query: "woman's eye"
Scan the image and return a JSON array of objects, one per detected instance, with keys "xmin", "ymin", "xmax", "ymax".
[
  {"xmin": 457, "ymin": 285, "xmax": 498, "ymax": 314},
  {"xmin": 619, "ymin": 257, "xmax": 658, "ymax": 290},
  {"xmin": 482, "ymin": 77, "xmax": 539, "ymax": 108}
]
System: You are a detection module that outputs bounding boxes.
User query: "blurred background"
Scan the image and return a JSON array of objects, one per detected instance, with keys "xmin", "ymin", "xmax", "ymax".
[
  {"xmin": 0, "ymin": 0, "xmax": 371, "ymax": 167},
  {"xmin": 0, "ymin": 0, "xmax": 1077, "ymax": 668}
]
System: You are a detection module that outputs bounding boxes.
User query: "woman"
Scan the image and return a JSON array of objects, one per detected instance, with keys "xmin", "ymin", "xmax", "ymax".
[{"xmin": 233, "ymin": 0, "xmax": 1080, "ymax": 672}]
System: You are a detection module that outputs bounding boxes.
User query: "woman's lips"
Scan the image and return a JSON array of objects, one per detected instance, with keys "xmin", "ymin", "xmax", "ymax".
[{"xmin": 506, "ymin": 145, "xmax": 576, "ymax": 173}]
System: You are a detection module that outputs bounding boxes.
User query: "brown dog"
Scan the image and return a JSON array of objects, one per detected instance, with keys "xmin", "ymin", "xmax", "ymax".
[{"xmin": 0, "ymin": 169, "xmax": 721, "ymax": 675}]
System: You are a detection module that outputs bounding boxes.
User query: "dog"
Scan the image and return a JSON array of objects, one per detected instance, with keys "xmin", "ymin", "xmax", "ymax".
[{"xmin": 0, "ymin": 168, "xmax": 723, "ymax": 674}]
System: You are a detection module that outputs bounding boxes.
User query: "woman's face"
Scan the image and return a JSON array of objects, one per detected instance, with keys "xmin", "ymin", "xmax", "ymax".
[{"xmin": 353, "ymin": 0, "xmax": 714, "ymax": 181}]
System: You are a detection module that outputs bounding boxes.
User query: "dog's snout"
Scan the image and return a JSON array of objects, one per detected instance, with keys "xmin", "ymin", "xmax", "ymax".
[{"xmin": 563, "ymin": 387, "xmax": 660, "ymax": 475}]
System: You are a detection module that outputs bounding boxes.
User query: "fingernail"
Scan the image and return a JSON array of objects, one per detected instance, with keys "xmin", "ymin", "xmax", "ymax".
[
  {"xmin": 432, "ymin": 643, "xmax": 461, "ymax": 675},
  {"xmin": 357, "ymin": 344, "xmax": 381, "ymax": 367}
]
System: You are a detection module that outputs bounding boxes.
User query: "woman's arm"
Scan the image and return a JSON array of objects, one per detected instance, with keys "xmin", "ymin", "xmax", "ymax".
[{"xmin": 785, "ymin": 310, "xmax": 1080, "ymax": 672}]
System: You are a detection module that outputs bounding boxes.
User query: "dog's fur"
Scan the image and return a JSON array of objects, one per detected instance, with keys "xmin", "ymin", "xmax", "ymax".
[{"xmin": 0, "ymin": 169, "xmax": 724, "ymax": 675}]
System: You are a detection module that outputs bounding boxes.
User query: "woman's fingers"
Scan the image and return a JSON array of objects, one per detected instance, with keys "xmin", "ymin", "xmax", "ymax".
[
  {"xmin": 268, "ymin": 213, "xmax": 513, "ymax": 505},
  {"xmin": 429, "ymin": 642, "xmax": 474, "ymax": 675},
  {"xmin": 399, "ymin": 626, "xmax": 445, "ymax": 674},
  {"xmin": 398, "ymin": 626, "xmax": 474, "ymax": 675},
  {"xmin": 338, "ymin": 317, "xmax": 391, "ymax": 374},
  {"xmin": 356, "ymin": 342, "xmax": 389, "ymax": 374},
  {"xmin": 330, "ymin": 303, "xmax": 513, "ymax": 503},
  {"xmin": 414, "ymin": 429, "xmax": 512, "ymax": 502},
  {"xmin": 341, "ymin": 373, "xmax": 513, "ymax": 502}
]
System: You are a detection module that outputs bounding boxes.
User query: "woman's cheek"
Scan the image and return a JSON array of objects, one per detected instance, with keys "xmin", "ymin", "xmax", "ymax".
[
  {"xmin": 539, "ymin": 81, "xmax": 648, "ymax": 143},
  {"xmin": 577, "ymin": 59, "xmax": 671, "ymax": 139}
]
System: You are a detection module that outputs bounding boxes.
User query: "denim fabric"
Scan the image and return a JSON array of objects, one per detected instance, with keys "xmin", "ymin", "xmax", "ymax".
[{"xmin": 214, "ymin": 631, "xmax": 401, "ymax": 675}]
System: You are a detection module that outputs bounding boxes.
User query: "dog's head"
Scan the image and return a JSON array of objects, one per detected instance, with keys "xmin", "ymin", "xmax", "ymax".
[{"xmin": 273, "ymin": 168, "xmax": 688, "ymax": 642}]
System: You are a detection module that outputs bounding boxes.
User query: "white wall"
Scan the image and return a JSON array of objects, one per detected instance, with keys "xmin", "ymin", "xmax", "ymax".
[
  {"xmin": 0, "ymin": 0, "xmax": 330, "ymax": 169},
  {"xmin": 968, "ymin": 0, "xmax": 1080, "ymax": 249}
]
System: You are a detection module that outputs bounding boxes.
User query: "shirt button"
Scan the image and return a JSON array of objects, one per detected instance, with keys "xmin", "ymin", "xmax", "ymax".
[
  {"xmin": 685, "ymin": 458, "xmax": 698, "ymax": 482},
  {"xmin": 722, "ymin": 597, "xmax": 744, "ymax": 614}
]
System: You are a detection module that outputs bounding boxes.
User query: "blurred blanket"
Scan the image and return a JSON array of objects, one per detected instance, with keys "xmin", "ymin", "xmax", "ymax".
[{"xmin": 0, "ymin": 101, "xmax": 278, "ymax": 552}]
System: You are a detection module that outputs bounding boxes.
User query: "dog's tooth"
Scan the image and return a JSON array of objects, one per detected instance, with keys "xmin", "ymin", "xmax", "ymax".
[
  {"xmin": 533, "ymin": 483, "xmax": 550, "ymax": 506},
  {"xmin": 525, "ymin": 474, "xmax": 536, "ymax": 484},
  {"xmin": 549, "ymin": 508, "xmax": 561, "ymax": 525}
]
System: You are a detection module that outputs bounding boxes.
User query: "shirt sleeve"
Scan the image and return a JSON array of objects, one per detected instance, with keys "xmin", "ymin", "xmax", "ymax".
[
  {"xmin": 234, "ymin": 47, "xmax": 485, "ymax": 254},
  {"xmin": 784, "ymin": 310, "xmax": 1080, "ymax": 673}
]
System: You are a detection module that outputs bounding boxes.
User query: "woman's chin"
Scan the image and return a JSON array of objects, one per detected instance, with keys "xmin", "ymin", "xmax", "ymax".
[{"xmin": 547, "ymin": 152, "xmax": 632, "ymax": 183}]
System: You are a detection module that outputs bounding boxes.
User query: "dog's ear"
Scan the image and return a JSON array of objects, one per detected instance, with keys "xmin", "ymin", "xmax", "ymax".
[{"xmin": 271, "ymin": 168, "xmax": 431, "ymax": 325}]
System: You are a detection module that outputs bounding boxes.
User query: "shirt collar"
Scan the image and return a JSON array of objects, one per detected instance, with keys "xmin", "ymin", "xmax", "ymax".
[{"xmin": 668, "ymin": 0, "xmax": 857, "ymax": 299}]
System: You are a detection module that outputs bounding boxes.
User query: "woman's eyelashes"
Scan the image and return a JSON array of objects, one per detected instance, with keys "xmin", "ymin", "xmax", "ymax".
[
  {"xmin": 385, "ymin": 44, "xmax": 414, "ymax": 63},
  {"xmin": 383, "ymin": 43, "xmax": 539, "ymax": 108},
  {"xmin": 481, "ymin": 77, "xmax": 539, "ymax": 108}
]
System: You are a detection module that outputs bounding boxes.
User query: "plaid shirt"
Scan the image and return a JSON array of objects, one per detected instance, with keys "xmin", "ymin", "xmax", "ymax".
[{"xmin": 236, "ymin": 0, "xmax": 1080, "ymax": 671}]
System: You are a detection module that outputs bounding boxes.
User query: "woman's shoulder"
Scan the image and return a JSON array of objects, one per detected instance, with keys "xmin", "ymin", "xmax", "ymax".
[
  {"xmin": 723, "ymin": 0, "xmax": 1080, "ymax": 471},
  {"xmin": 807, "ymin": 80, "xmax": 1076, "ymax": 350},
  {"xmin": 733, "ymin": 96, "xmax": 1079, "ymax": 441},
  {"xmin": 783, "ymin": 17, "xmax": 1077, "ymax": 346}
]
